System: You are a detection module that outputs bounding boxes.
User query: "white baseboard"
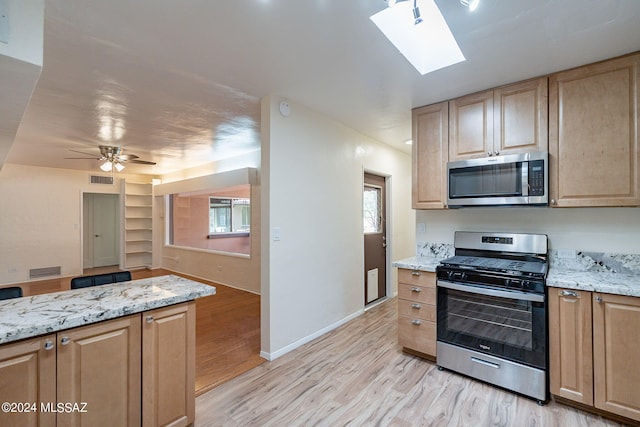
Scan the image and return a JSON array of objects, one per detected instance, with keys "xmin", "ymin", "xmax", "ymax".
[{"xmin": 260, "ymin": 308, "xmax": 364, "ymax": 361}]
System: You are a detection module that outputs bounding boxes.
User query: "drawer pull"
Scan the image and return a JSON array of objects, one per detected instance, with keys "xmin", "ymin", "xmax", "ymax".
[
  {"xmin": 146, "ymin": 316, "xmax": 154, "ymax": 324},
  {"xmin": 44, "ymin": 340, "xmax": 54, "ymax": 351},
  {"xmin": 411, "ymin": 287, "xmax": 421, "ymax": 293},
  {"xmin": 560, "ymin": 290, "xmax": 578, "ymax": 298},
  {"xmin": 411, "ymin": 271, "xmax": 421, "ymax": 276},
  {"xmin": 60, "ymin": 337, "xmax": 70, "ymax": 346},
  {"xmin": 595, "ymin": 295, "xmax": 603, "ymax": 303},
  {"xmin": 411, "ymin": 319, "xmax": 422, "ymax": 326},
  {"xmin": 411, "ymin": 303, "xmax": 422, "ymax": 309}
]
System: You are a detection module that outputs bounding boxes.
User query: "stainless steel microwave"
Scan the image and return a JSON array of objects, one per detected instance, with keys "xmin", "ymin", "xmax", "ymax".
[{"xmin": 447, "ymin": 151, "xmax": 548, "ymax": 207}]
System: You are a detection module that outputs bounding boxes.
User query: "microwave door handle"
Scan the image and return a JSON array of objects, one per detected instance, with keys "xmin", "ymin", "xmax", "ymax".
[{"xmin": 522, "ymin": 161, "xmax": 529, "ymax": 197}]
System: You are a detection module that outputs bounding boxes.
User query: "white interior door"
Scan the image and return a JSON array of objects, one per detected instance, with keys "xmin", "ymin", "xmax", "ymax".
[{"xmin": 84, "ymin": 193, "xmax": 119, "ymax": 268}]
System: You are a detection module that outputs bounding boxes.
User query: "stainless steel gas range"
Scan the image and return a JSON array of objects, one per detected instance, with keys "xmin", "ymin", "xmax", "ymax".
[{"xmin": 436, "ymin": 231, "xmax": 548, "ymax": 404}]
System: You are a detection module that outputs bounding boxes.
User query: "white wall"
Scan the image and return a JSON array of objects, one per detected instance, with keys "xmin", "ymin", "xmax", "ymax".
[
  {"xmin": 0, "ymin": 0, "xmax": 43, "ymax": 66},
  {"xmin": 0, "ymin": 164, "xmax": 149, "ymax": 284},
  {"xmin": 416, "ymin": 207, "xmax": 640, "ymax": 253},
  {"xmin": 261, "ymin": 96, "xmax": 413, "ymax": 359}
]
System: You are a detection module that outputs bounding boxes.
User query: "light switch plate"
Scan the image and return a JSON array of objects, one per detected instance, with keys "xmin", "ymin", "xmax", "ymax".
[
  {"xmin": 272, "ymin": 227, "xmax": 281, "ymax": 241},
  {"xmin": 417, "ymin": 223, "xmax": 426, "ymax": 233}
]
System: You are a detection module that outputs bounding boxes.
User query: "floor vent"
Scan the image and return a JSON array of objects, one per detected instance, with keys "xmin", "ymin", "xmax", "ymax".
[
  {"xmin": 29, "ymin": 266, "xmax": 62, "ymax": 279},
  {"xmin": 90, "ymin": 175, "xmax": 114, "ymax": 185}
]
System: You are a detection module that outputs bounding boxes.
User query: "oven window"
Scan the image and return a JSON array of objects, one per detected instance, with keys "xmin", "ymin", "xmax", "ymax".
[
  {"xmin": 449, "ymin": 163, "xmax": 522, "ymax": 199},
  {"xmin": 446, "ymin": 289, "xmax": 533, "ymax": 350}
]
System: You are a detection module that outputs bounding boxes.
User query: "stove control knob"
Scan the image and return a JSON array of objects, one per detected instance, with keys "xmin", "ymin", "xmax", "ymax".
[{"xmin": 521, "ymin": 281, "xmax": 530, "ymax": 290}]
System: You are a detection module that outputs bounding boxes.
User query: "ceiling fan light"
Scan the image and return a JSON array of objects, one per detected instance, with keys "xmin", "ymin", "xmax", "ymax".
[
  {"xmin": 100, "ymin": 161, "xmax": 113, "ymax": 172},
  {"xmin": 114, "ymin": 162, "xmax": 125, "ymax": 172}
]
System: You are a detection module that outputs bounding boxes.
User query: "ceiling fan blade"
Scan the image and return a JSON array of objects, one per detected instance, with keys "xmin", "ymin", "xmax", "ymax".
[
  {"xmin": 127, "ymin": 159, "xmax": 157, "ymax": 165},
  {"xmin": 64, "ymin": 156, "xmax": 100, "ymax": 160},
  {"xmin": 117, "ymin": 154, "xmax": 139, "ymax": 161},
  {"xmin": 69, "ymin": 149, "xmax": 100, "ymax": 157}
]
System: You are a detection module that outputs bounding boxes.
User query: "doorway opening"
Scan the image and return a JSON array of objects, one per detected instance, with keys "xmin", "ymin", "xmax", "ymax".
[
  {"xmin": 364, "ymin": 172, "xmax": 387, "ymax": 306},
  {"xmin": 83, "ymin": 193, "xmax": 120, "ymax": 270}
]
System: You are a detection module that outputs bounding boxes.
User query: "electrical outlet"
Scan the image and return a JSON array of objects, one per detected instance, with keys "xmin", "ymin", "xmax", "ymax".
[
  {"xmin": 417, "ymin": 223, "xmax": 426, "ymax": 233},
  {"xmin": 557, "ymin": 249, "xmax": 576, "ymax": 259}
]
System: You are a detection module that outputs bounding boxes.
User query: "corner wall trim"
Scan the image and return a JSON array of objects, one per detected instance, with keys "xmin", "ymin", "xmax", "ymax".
[{"xmin": 260, "ymin": 308, "xmax": 365, "ymax": 361}]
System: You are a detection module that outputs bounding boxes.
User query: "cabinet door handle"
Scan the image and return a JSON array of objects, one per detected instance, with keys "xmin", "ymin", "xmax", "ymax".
[
  {"xmin": 146, "ymin": 315, "xmax": 154, "ymax": 324},
  {"xmin": 60, "ymin": 337, "xmax": 70, "ymax": 346},
  {"xmin": 44, "ymin": 340, "xmax": 54, "ymax": 351},
  {"xmin": 411, "ymin": 271, "xmax": 421, "ymax": 276},
  {"xmin": 411, "ymin": 319, "xmax": 422, "ymax": 326},
  {"xmin": 560, "ymin": 290, "xmax": 578, "ymax": 297},
  {"xmin": 411, "ymin": 303, "xmax": 422, "ymax": 309},
  {"xmin": 411, "ymin": 287, "xmax": 421, "ymax": 293},
  {"xmin": 551, "ymin": 199, "xmax": 557, "ymax": 205},
  {"xmin": 595, "ymin": 295, "xmax": 603, "ymax": 303},
  {"xmin": 487, "ymin": 151, "xmax": 492, "ymax": 157},
  {"xmin": 494, "ymin": 150, "xmax": 500, "ymax": 156}
]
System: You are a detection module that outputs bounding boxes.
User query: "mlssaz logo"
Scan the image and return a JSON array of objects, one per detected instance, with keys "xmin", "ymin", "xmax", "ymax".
[{"xmin": 479, "ymin": 344, "xmax": 491, "ymax": 351}]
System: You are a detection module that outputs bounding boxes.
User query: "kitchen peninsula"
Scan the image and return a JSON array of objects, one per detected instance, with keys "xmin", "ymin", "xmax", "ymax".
[{"xmin": 0, "ymin": 275, "xmax": 215, "ymax": 427}]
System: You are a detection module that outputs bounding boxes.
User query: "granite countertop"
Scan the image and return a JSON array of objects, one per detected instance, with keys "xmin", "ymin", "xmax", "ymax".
[
  {"xmin": 546, "ymin": 268, "xmax": 640, "ymax": 297},
  {"xmin": 0, "ymin": 275, "xmax": 216, "ymax": 345},
  {"xmin": 392, "ymin": 257, "xmax": 442, "ymax": 273},
  {"xmin": 393, "ymin": 254, "xmax": 640, "ymax": 298}
]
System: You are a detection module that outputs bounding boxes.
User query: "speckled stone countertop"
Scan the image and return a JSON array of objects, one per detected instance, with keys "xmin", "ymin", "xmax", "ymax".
[
  {"xmin": 0, "ymin": 275, "xmax": 215, "ymax": 345},
  {"xmin": 394, "ymin": 248, "xmax": 640, "ymax": 298},
  {"xmin": 546, "ymin": 269, "xmax": 640, "ymax": 297},
  {"xmin": 392, "ymin": 257, "xmax": 442, "ymax": 273}
]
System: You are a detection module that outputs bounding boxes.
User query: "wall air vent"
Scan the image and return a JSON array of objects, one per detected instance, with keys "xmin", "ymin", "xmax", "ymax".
[
  {"xmin": 90, "ymin": 175, "xmax": 114, "ymax": 185},
  {"xmin": 29, "ymin": 266, "xmax": 61, "ymax": 279}
]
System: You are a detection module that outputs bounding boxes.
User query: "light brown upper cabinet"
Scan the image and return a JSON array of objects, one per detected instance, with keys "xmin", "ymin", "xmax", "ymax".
[
  {"xmin": 449, "ymin": 78, "xmax": 548, "ymax": 161},
  {"xmin": 412, "ymin": 102, "xmax": 448, "ymax": 209},
  {"xmin": 549, "ymin": 53, "xmax": 640, "ymax": 207}
]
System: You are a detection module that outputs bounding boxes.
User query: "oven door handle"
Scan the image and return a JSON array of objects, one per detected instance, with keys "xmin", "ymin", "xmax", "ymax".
[{"xmin": 437, "ymin": 280, "xmax": 545, "ymax": 303}]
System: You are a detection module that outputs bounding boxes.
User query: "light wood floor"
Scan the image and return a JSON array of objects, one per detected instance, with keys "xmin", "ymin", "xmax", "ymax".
[{"xmin": 194, "ymin": 297, "xmax": 626, "ymax": 427}]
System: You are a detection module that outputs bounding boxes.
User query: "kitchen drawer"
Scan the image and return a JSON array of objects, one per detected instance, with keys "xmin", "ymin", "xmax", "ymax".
[
  {"xmin": 398, "ymin": 283, "xmax": 436, "ymax": 305},
  {"xmin": 398, "ymin": 316, "xmax": 436, "ymax": 356},
  {"xmin": 398, "ymin": 269, "xmax": 436, "ymax": 288},
  {"xmin": 398, "ymin": 299, "xmax": 436, "ymax": 322}
]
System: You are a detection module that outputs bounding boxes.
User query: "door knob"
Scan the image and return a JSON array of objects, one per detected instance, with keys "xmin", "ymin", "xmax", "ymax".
[
  {"xmin": 94, "ymin": 234, "xmax": 100, "ymax": 237},
  {"xmin": 382, "ymin": 243, "xmax": 387, "ymax": 248}
]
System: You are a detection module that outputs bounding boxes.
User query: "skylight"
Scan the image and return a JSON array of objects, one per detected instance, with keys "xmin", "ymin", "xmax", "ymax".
[{"xmin": 370, "ymin": 0, "xmax": 465, "ymax": 75}]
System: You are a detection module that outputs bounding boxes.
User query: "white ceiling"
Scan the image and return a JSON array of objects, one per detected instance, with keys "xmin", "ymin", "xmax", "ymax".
[{"xmin": 5, "ymin": 0, "xmax": 640, "ymax": 175}]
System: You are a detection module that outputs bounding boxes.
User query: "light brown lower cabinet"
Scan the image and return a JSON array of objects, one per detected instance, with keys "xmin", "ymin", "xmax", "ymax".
[
  {"xmin": 0, "ymin": 302, "xmax": 195, "ymax": 427},
  {"xmin": 143, "ymin": 301, "xmax": 195, "ymax": 427},
  {"xmin": 0, "ymin": 334, "xmax": 57, "ymax": 427},
  {"xmin": 397, "ymin": 269, "xmax": 437, "ymax": 358},
  {"xmin": 550, "ymin": 288, "xmax": 640, "ymax": 422}
]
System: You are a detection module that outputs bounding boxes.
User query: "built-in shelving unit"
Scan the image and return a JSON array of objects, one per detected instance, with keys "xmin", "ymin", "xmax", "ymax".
[{"xmin": 122, "ymin": 180, "xmax": 153, "ymax": 269}]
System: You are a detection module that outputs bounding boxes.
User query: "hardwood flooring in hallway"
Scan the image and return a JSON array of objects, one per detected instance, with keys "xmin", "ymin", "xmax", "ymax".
[
  {"xmin": 194, "ymin": 298, "xmax": 625, "ymax": 427},
  {"xmin": 5, "ymin": 267, "xmax": 264, "ymax": 396},
  {"xmin": 127, "ymin": 268, "xmax": 265, "ymax": 395}
]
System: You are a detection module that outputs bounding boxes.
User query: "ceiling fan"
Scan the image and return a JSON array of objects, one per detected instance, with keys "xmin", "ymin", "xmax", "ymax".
[{"xmin": 66, "ymin": 145, "xmax": 156, "ymax": 172}]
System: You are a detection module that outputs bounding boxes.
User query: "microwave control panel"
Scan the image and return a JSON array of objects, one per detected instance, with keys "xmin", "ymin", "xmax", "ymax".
[{"xmin": 528, "ymin": 160, "xmax": 545, "ymax": 196}]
